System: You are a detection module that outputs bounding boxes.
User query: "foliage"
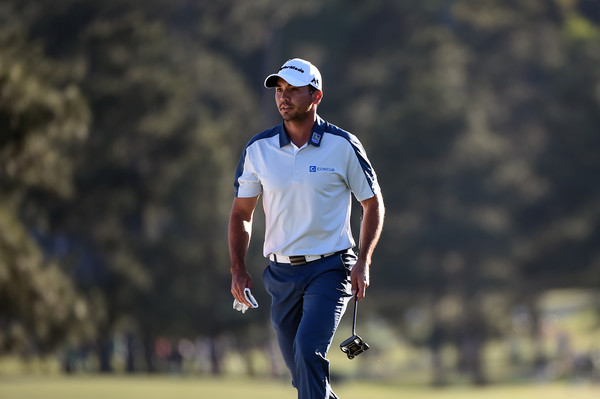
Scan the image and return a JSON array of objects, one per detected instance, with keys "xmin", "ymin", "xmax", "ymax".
[
  {"xmin": 0, "ymin": 0, "xmax": 599, "ymax": 382},
  {"xmin": 0, "ymin": 3, "xmax": 91, "ymax": 354}
]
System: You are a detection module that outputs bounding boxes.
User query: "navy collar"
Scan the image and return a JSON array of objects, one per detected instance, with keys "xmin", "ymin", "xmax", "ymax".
[{"xmin": 278, "ymin": 115, "xmax": 326, "ymax": 148}]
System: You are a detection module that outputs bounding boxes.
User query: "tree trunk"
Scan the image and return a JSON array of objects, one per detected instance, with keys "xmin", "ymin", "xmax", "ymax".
[
  {"xmin": 429, "ymin": 323, "xmax": 446, "ymax": 386},
  {"xmin": 209, "ymin": 337, "xmax": 223, "ymax": 375},
  {"xmin": 458, "ymin": 330, "xmax": 486, "ymax": 385},
  {"xmin": 125, "ymin": 333, "xmax": 135, "ymax": 373},
  {"xmin": 97, "ymin": 336, "xmax": 113, "ymax": 373}
]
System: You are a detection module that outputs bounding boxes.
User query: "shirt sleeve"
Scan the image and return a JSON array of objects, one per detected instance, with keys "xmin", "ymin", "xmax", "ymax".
[
  {"xmin": 345, "ymin": 136, "xmax": 381, "ymax": 202},
  {"xmin": 234, "ymin": 146, "xmax": 263, "ymax": 198}
]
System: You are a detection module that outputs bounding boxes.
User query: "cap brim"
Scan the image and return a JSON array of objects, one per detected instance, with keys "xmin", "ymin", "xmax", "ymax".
[
  {"xmin": 264, "ymin": 71, "xmax": 309, "ymax": 89},
  {"xmin": 263, "ymin": 74, "xmax": 281, "ymax": 88}
]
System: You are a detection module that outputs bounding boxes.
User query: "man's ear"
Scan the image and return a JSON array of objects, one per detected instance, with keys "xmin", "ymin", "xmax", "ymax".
[{"xmin": 313, "ymin": 90, "xmax": 323, "ymax": 104}]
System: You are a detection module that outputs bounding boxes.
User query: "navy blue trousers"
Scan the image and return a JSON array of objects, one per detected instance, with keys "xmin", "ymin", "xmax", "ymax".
[{"xmin": 263, "ymin": 251, "xmax": 355, "ymax": 399}]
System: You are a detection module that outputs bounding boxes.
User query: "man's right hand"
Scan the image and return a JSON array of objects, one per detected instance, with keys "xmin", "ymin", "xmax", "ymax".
[{"xmin": 231, "ymin": 270, "xmax": 254, "ymax": 307}]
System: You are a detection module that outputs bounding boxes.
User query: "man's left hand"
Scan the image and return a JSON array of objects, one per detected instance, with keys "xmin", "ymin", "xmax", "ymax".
[{"xmin": 350, "ymin": 259, "xmax": 370, "ymax": 301}]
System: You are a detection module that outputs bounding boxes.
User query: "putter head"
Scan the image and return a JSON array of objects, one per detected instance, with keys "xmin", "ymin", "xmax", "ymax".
[{"xmin": 340, "ymin": 334, "xmax": 369, "ymax": 359}]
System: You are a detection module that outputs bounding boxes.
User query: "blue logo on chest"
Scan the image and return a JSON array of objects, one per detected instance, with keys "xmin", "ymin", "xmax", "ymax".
[{"xmin": 309, "ymin": 165, "xmax": 335, "ymax": 172}]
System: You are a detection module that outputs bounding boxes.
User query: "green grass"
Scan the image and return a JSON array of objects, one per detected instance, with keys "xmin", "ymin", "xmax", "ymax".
[
  {"xmin": 0, "ymin": 375, "xmax": 599, "ymax": 399},
  {"xmin": 1, "ymin": 289, "xmax": 598, "ymax": 398}
]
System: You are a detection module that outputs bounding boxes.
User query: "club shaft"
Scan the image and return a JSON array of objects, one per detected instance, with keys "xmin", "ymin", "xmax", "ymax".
[
  {"xmin": 352, "ymin": 208, "xmax": 362, "ymax": 336},
  {"xmin": 352, "ymin": 294, "xmax": 357, "ymax": 336}
]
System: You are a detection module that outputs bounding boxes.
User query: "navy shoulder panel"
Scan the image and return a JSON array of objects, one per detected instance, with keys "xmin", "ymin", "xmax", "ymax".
[
  {"xmin": 233, "ymin": 125, "xmax": 281, "ymax": 195},
  {"xmin": 245, "ymin": 125, "xmax": 281, "ymax": 148}
]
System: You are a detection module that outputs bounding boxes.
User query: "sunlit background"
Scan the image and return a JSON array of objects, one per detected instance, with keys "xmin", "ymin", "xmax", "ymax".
[{"xmin": 1, "ymin": 0, "xmax": 599, "ymax": 394}]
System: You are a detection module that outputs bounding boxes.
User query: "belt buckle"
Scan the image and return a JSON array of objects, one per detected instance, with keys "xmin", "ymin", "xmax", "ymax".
[{"xmin": 289, "ymin": 255, "xmax": 307, "ymax": 266}]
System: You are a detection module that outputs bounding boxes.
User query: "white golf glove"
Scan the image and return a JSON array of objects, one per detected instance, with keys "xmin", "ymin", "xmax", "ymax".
[{"xmin": 233, "ymin": 288, "xmax": 259, "ymax": 313}]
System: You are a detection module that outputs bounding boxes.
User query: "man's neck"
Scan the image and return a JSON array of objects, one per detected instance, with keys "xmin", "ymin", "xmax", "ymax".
[{"xmin": 284, "ymin": 113, "xmax": 317, "ymax": 147}]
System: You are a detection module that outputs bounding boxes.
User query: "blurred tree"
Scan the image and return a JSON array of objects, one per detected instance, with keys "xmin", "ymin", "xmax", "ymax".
[
  {"xmin": 17, "ymin": 1, "xmax": 249, "ymax": 371},
  {"xmin": 0, "ymin": 4, "xmax": 92, "ymax": 355},
  {"xmin": 6, "ymin": 0, "xmax": 324, "ymax": 373},
  {"xmin": 512, "ymin": 0, "xmax": 600, "ymax": 317}
]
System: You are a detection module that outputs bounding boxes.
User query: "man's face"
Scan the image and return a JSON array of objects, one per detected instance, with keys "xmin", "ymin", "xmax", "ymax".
[{"xmin": 274, "ymin": 78, "xmax": 318, "ymax": 122}]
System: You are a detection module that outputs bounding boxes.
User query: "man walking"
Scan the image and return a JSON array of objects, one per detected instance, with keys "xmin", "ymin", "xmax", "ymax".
[{"xmin": 229, "ymin": 58, "xmax": 384, "ymax": 399}]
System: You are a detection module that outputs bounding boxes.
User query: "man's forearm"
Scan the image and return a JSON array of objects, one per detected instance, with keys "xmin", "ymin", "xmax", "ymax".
[
  {"xmin": 228, "ymin": 214, "xmax": 252, "ymax": 273},
  {"xmin": 358, "ymin": 194, "xmax": 385, "ymax": 264},
  {"xmin": 228, "ymin": 196, "xmax": 259, "ymax": 274}
]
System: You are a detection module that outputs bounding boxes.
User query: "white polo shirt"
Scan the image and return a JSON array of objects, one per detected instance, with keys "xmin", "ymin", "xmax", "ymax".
[{"xmin": 234, "ymin": 116, "xmax": 380, "ymax": 257}]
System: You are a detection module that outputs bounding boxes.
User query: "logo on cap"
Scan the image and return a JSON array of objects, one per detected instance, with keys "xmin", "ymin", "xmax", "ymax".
[{"xmin": 280, "ymin": 65, "xmax": 305, "ymax": 74}]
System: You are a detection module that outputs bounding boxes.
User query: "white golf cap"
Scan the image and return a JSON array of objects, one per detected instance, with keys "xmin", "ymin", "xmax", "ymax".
[{"xmin": 264, "ymin": 58, "xmax": 322, "ymax": 91}]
